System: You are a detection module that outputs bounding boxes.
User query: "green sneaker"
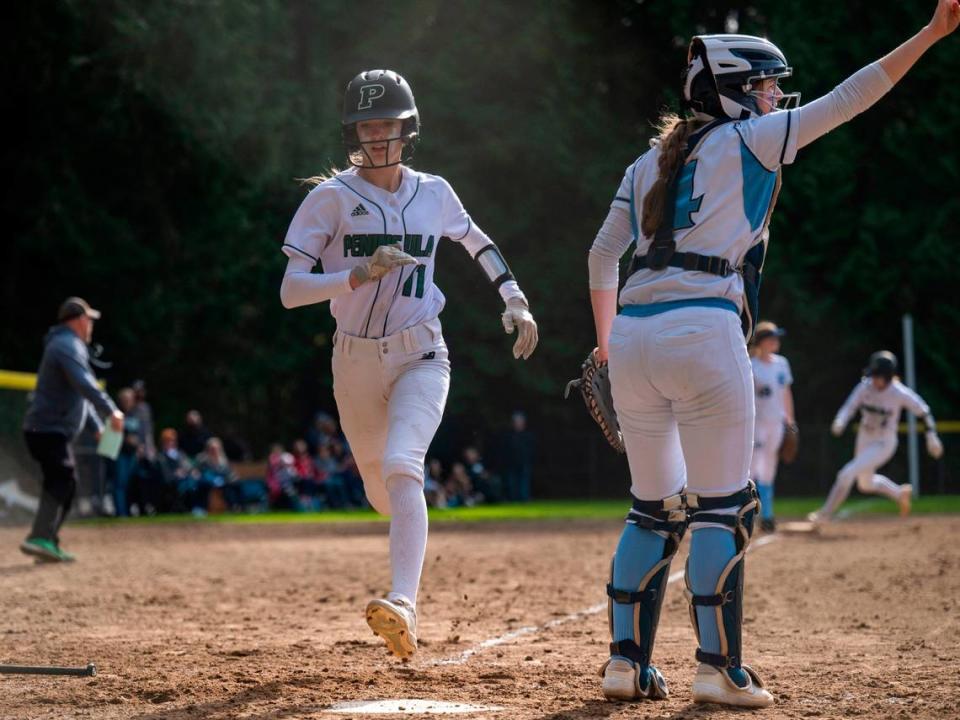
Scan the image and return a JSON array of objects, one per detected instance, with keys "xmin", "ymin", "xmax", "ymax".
[
  {"xmin": 56, "ymin": 546, "xmax": 76, "ymax": 562},
  {"xmin": 20, "ymin": 537, "xmax": 63, "ymax": 562}
]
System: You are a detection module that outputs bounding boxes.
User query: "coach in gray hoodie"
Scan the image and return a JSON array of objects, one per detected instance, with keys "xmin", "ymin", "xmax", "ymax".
[{"xmin": 20, "ymin": 297, "xmax": 123, "ymax": 562}]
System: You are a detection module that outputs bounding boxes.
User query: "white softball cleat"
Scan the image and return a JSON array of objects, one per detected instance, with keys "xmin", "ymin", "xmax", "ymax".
[
  {"xmin": 601, "ymin": 658, "xmax": 641, "ymax": 701},
  {"xmin": 691, "ymin": 663, "xmax": 774, "ymax": 708},
  {"xmin": 365, "ymin": 597, "xmax": 418, "ymax": 660},
  {"xmin": 599, "ymin": 658, "xmax": 668, "ymax": 701},
  {"xmin": 898, "ymin": 485, "xmax": 912, "ymax": 517}
]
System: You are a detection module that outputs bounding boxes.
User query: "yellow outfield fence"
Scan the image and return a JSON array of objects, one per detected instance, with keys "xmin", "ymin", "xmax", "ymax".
[
  {"xmin": 0, "ymin": 371, "xmax": 39, "ymax": 391},
  {"xmin": 0, "ymin": 370, "xmax": 106, "ymax": 391},
  {"xmin": 901, "ymin": 420, "xmax": 960, "ymax": 433}
]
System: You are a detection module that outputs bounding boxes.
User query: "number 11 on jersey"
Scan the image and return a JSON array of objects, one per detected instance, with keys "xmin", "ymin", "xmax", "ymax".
[{"xmin": 402, "ymin": 264, "xmax": 426, "ymax": 298}]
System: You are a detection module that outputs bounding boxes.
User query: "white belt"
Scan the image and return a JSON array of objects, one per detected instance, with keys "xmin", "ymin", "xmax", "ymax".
[{"xmin": 333, "ymin": 318, "xmax": 441, "ymax": 356}]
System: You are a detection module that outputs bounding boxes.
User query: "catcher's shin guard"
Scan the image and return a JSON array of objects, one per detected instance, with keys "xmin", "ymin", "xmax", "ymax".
[
  {"xmin": 684, "ymin": 482, "xmax": 760, "ymax": 678},
  {"xmin": 601, "ymin": 494, "xmax": 687, "ymax": 700}
]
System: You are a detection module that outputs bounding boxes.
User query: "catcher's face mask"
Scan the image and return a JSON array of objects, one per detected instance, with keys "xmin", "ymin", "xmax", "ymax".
[{"xmin": 749, "ymin": 77, "xmax": 799, "ymax": 115}]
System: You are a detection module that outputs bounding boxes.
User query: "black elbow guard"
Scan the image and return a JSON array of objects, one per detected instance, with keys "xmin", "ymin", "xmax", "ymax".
[{"xmin": 474, "ymin": 244, "xmax": 515, "ymax": 287}]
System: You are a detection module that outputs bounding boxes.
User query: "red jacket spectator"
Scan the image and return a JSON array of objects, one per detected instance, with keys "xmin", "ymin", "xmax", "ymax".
[{"xmin": 292, "ymin": 439, "xmax": 317, "ymax": 481}]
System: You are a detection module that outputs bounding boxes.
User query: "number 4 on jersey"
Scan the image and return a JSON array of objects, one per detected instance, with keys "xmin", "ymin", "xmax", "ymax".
[
  {"xmin": 674, "ymin": 160, "xmax": 703, "ymax": 230},
  {"xmin": 402, "ymin": 264, "xmax": 426, "ymax": 298}
]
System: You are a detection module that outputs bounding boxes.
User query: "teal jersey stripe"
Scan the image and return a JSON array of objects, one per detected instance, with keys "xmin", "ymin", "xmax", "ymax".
[{"xmin": 738, "ymin": 138, "xmax": 777, "ymax": 232}]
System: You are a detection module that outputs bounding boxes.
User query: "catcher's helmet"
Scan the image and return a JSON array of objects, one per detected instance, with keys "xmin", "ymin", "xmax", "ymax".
[
  {"xmin": 342, "ymin": 69, "xmax": 419, "ymax": 167},
  {"xmin": 864, "ymin": 350, "xmax": 898, "ymax": 380},
  {"xmin": 682, "ymin": 34, "xmax": 800, "ymax": 121}
]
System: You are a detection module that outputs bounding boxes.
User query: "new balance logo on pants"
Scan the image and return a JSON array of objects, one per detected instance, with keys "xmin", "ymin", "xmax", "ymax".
[{"xmin": 351, "ymin": 203, "xmax": 370, "ymax": 217}]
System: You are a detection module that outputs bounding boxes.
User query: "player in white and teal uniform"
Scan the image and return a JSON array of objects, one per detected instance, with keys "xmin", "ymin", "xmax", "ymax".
[
  {"xmin": 750, "ymin": 321, "xmax": 795, "ymax": 532},
  {"xmin": 588, "ymin": 3, "xmax": 960, "ymax": 707}
]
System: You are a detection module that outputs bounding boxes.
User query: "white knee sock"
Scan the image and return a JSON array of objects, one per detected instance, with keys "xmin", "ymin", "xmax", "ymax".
[
  {"xmin": 867, "ymin": 474, "xmax": 902, "ymax": 502},
  {"xmin": 821, "ymin": 473, "xmax": 855, "ymax": 517},
  {"xmin": 385, "ymin": 475, "xmax": 428, "ymax": 607}
]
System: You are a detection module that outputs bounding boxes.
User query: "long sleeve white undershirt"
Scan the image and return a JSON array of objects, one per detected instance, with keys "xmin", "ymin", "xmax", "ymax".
[
  {"xmin": 280, "ymin": 255, "xmax": 353, "ymax": 308},
  {"xmin": 794, "ymin": 62, "xmax": 893, "ymax": 150},
  {"xmin": 588, "ymin": 205, "xmax": 633, "ymax": 291}
]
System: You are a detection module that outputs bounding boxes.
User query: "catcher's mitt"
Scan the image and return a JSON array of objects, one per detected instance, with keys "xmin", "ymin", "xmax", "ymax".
[
  {"xmin": 780, "ymin": 422, "xmax": 799, "ymax": 464},
  {"xmin": 564, "ymin": 352, "xmax": 625, "ymax": 453}
]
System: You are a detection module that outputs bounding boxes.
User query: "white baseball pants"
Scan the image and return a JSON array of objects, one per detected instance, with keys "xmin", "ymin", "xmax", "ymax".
[
  {"xmin": 820, "ymin": 432, "xmax": 902, "ymax": 516},
  {"xmin": 331, "ymin": 318, "xmax": 450, "ymax": 515},
  {"xmin": 607, "ymin": 307, "xmax": 754, "ymax": 500},
  {"xmin": 751, "ymin": 419, "xmax": 785, "ymax": 487}
]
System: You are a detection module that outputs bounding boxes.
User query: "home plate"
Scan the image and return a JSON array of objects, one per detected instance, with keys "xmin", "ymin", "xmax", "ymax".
[
  {"xmin": 327, "ymin": 699, "xmax": 504, "ymax": 715},
  {"xmin": 779, "ymin": 521, "xmax": 818, "ymax": 534}
]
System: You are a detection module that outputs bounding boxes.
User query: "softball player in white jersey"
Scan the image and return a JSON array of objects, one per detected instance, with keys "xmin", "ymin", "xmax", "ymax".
[
  {"xmin": 810, "ymin": 351, "xmax": 943, "ymax": 522},
  {"xmin": 588, "ymin": 3, "xmax": 959, "ymax": 707},
  {"xmin": 280, "ymin": 69, "xmax": 538, "ymax": 660},
  {"xmin": 749, "ymin": 321, "xmax": 795, "ymax": 532}
]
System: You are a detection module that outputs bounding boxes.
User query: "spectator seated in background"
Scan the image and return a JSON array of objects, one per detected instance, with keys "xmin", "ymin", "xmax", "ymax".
[
  {"xmin": 292, "ymin": 438, "xmax": 323, "ymax": 509},
  {"xmin": 424, "ymin": 458, "xmax": 447, "ymax": 508},
  {"xmin": 330, "ymin": 437, "xmax": 365, "ymax": 508},
  {"xmin": 179, "ymin": 409, "xmax": 212, "ymax": 459},
  {"xmin": 463, "ymin": 446, "xmax": 502, "ymax": 503},
  {"xmin": 192, "ymin": 437, "xmax": 238, "ymax": 514},
  {"xmin": 266, "ymin": 449, "xmax": 305, "ymax": 511},
  {"xmin": 151, "ymin": 428, "xmax": 196, "ymax": 513},
  {"xmin": 445, "ymin": 462, "xmax": 477, "ymax": 507},
  {"xmin": 305, "ymin": 411, "xmax": 337, "ymax": 456},
  {"xmin": 314, "ymin": 442, "xmax": 349, "ymax": 509}
]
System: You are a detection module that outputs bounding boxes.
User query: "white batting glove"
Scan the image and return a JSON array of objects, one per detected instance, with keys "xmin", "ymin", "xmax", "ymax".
[
  {"xmin": 350, "ymin": 244, "xmax": 418, "ymax": 286},
  {"xmin": 926, "ymin": 431, "xmax": 944, "ymax": 460},
  {"xmin": 830, "ymin": 419, "xmax": 845, "ymax": 437},
  {"xmin": 501, "ymin": 297, "xmax": 538, "ymax": 360}
]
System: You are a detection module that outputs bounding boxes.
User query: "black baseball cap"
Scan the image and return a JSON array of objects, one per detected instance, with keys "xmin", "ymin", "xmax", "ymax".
[{"xmin": 58, "ymin": 297, "xmax": 101, "ymax": 322}]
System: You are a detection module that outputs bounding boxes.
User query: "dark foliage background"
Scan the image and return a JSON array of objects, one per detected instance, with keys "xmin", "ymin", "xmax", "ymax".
[{"xmin": 3, "ymin": 0, "xmax": 957, "ymax": 494}]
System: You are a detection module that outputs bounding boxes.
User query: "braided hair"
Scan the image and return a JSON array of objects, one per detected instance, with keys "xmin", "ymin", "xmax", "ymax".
[{"xmin": 640, "ymin": 114, "xmax": 706, "ymax": 238}]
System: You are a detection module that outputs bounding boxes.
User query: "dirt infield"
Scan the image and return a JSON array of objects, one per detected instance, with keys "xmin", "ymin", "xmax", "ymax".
[{"xmin": 2, "ymin": 514, "xmax": 959, "ymax": 720}]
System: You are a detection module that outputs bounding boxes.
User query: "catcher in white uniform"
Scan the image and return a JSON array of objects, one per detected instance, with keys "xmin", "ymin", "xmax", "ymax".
[
  {"xmin": 279, "ymin": 69, "xmax": 538, "ymax": 660},
  {"xmin": 587, "ymin": 2, "xmax": 959, "ymax": 708},
  {"xmin": 810, "ymin": 351, "xmax": 943, "ymax": 522},
  {"xmin": 749, "ymin": 321, "xmax": 795, "ymax": 532}
]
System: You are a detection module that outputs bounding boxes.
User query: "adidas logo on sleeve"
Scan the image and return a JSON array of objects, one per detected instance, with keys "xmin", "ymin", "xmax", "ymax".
[{"xmin": 350, "ymin": 203, "xmax": 370, "ymax": 217}]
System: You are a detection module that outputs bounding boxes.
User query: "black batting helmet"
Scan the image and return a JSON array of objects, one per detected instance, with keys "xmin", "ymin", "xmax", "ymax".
[
  {"xmin": 864, "ymin": 350, "xmax": 898, "ymax": 380},
  {"xmin": 341, "ymin": 69, "xmax": 419, "ymax": 167}
]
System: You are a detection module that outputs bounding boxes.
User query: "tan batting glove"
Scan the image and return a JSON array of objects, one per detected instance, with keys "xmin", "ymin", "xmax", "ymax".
[
  {"xmin": 501, "ymin": 297, "xmax": 538, "ymax": 360},
  {"xmin": 350, "ymin": 244, "xmax": 418, "ymax": 287},
  {"xmin": 830, "ymin": 418, "xmax": 845, "ymax": 437},
  {"xmin": 926, "ymin": 431, "xmax": 944, "ymax": 459}
]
